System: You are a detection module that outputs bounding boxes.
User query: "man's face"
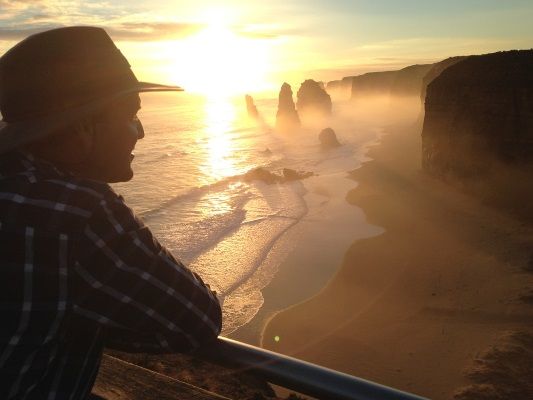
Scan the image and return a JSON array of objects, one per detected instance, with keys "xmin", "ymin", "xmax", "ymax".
[{"xmin": 89, "ymin": 93, "xmax": 143, "ymax": 182}]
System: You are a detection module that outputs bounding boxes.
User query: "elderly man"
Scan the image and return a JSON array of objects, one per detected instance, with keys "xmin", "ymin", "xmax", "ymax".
[{"xmin": 0, "ymin": 27, "xmax": 222, "ymax": 399}]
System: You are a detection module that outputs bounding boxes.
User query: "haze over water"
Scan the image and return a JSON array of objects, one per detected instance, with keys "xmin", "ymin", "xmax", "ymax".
[{"xmin": 113, "ymin": 92, "xmax": 387, "ymax": 336}]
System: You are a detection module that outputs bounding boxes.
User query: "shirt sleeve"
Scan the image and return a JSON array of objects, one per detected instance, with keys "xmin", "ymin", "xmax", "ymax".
[{"xmin": 71, "ymin": 188, "xmax": 222, "ymax": 353}]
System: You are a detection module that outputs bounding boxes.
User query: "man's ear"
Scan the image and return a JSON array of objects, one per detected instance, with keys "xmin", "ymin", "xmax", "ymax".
[
  {"xmin": 72, "ymin": 118, "xmax": 95, "ymax": 156},
  {"xmin": 26, "ymin": 118, "xmax": 95, "ymax": 164}
]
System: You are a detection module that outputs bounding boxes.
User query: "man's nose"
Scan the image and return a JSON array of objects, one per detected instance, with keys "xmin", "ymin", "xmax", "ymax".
[{"xmin": 134, "ymin": 118, "xmax": 145, "ymax": 139}]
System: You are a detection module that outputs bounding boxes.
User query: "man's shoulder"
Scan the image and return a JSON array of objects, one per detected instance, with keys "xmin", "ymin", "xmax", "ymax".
[{"xmin": 0, "ymin": 151, "xmax": 128, "ymax": 226}]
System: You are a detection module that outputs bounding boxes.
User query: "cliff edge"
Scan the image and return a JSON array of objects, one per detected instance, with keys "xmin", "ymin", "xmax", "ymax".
[
  {"xmin": 422, "ymin": 49, "xmax": 533, "ymax": 218},
  {"xmin": 351, "ymin": 64, "xmax": 432, "ymax": 99}
]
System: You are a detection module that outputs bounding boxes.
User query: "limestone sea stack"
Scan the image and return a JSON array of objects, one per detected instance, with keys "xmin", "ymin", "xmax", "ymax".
[
  {"xmin": 319, "ymin": 128, "xmax": 341, "ymax": 149},
  {"xmin": 275, "ymin": 82, "xmax": 300, "ymax": 132},
  {"xmin": 296, "ymin": 79, "xmax": 332, "ymax": 120},
  {"xmin": 422, "ymin": 50, "xmax": 533, "ymax": 179},
  {"xmin": 245, "ymin": 94, "xmax": 259, "ymax": 119}
]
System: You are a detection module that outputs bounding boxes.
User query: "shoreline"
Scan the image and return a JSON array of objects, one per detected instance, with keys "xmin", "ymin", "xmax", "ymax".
[
  {"xmin": 260, "ymin": 120, "xmax": 533, "ymax": 399},
  {"xmin": 230, "ymin": 130, "xmax": 385, "ymax": 344}
]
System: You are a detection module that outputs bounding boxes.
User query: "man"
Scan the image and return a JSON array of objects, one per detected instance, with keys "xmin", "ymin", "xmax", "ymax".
[{"xmin": 0, "ymin": 27, "xmax": 222, "ymax": 399}]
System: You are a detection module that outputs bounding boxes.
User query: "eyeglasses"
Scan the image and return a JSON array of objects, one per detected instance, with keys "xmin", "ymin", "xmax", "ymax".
[
  {"xmin": 132, "ymin": 116, "xmax": 144, "ymax": 139},
  {"xmin": 93, "ymin": 115, "xmax": 144, "ymax": 140}
]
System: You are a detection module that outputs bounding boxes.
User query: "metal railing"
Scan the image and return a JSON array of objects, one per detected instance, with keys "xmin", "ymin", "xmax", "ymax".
[{"xmin": 200, "ymin": 337, "xmax": 427, "ymax": 400}]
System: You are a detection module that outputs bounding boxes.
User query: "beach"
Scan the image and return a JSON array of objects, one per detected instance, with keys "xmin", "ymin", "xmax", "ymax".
[{"xmin": 261, "ymin": 120, "xmax": 533, "ymax": 399}]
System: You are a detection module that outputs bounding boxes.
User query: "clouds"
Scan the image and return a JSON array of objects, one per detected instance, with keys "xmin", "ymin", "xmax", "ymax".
[
  {"xmin": 0, "ymin": 22, "xmax": 206, "ymax": 42},
  {"xmin": 0, "ymin": 0, "xmax": 291, "ymax": 43},
  {"xmin": 0, "ymin": 0, "xmax": 47, "ymax": 21},
  {"xmin": 104, "ymin": 22, "xmax": 205, "ymax": 41},
  {"xmin": 0, "ymin": 26, "xmax": 56, "ymax": 40},
  {"xmin": 0, "ymin": 0, "xmax": 121, "ymax": 29},
  {"xmin": 0, "ymin": 0, "xmax": 209, "ymax": 42}
]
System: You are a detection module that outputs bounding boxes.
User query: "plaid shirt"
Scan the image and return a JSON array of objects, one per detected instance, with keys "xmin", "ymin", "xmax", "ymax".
[{"xmin": 0, "ymin": 151, "xmax": 222, "ymax": 400}]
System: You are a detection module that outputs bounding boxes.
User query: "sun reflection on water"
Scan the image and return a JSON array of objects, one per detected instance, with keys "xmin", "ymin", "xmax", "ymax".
[{"xmin": 200, "ymin": 96, "xmax": 240, "ymax": 182}]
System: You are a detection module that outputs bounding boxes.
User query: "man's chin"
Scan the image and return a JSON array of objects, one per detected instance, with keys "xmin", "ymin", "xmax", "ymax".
[{"xmin": 105, "ymin": 167, "xmax": 134, "ymax": 183}]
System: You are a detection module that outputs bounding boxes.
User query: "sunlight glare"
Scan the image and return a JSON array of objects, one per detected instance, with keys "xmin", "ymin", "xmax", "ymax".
[{"xmin": 168, "ymin": 23, "xmax": 272, "ymax": 96}]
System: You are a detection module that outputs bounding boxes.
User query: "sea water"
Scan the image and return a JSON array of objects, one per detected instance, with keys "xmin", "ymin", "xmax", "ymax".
[{"xmin": 113, "ymin": 92, "xmax": 384, "ymax": 336}]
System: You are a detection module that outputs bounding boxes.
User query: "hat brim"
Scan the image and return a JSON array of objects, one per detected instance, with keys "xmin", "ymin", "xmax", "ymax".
[{"xmin": 0, "ymin": 81, "xmax": 183, "ymax": 154}]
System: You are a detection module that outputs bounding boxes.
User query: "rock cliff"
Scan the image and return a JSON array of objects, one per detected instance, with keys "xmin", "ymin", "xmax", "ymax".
[
  {"xmin": 326, "ymin": 76, "xmax": 356, "ymax": 99},
  {"xmin": 296, "ymin": 79, "xmax": 332, "ymax": 119},
  {"xmin": 351, "ymin": 64, "xmax": 432, "ymax": 99},
  {"xmin": 275, "ymin": 82, "xmax": 300, "ymax": 132},
  {"xmin": 420, "ymin": 56, "xmax": 466, "ymax": 103},
  {"xmin": 391, "ymin": 64, "xmax": 433, "ymax": 96},
  {"xmin": 350, "ymin": 70, "xmax": 396, "ymax": 98},
  {"xmin": 422, "ymin": 50, "xmax": 533, "ymax": 178}
]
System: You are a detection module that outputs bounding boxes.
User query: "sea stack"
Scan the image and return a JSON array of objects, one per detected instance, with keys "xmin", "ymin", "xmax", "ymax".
[
  {"xmin": 245, "ymin": 94, "xmax": 259, "ymax": 119},
  {"xmin": 276, "ymin": 82, "xmax": 300, "ymax": 132},
  {"xmin": 296, "ymin": 79, "xmax": 332, "ymax": 120},
  {"xmin": 319, "ymin": 128, "xmax": 341, "ymax": 149}
]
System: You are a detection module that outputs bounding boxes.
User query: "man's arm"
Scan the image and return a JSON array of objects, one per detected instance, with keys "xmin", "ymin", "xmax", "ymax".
[{"xmin": 71, "ymin": 189, "xmax": 222, "ymax": 353}]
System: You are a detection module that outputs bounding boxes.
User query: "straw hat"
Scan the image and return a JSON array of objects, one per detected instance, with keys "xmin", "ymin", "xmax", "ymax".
[{"xmin": 0, "ymin": 26, "xmax": 183, "ymax": 154}]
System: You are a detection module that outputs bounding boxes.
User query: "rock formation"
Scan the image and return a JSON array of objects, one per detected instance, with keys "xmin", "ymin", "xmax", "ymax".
[
  {"xmin": 244, "ymin": 167, "xmax": 314, "ymax": 184},
  {"xmin": 282, "ymin": 168, "xmax": 314, "ymax": 181},
  {"xmin": 245, "ymin": 94, "xmax": 259, "ymax": 119},
  {"xmin": 390, "ymin": 64, "xmax": 433, "ymax": 97},
  {"xmin": 326, "ymin": 79, "xmax": 342, "ymax": 92},
  {"xmin": 275, "ymin": 82, "xmax": 300, "ymax": 132},
  {"xmin": 296, "ymin": 79, "xmax": 332, "ymax": 119},
  {"xmin": 351, "ymin": 64, "xmax": 432, "ymax": 100},
  {"xmin": 319, "ymin": 128, "xmax": 341, "ymax": 149},
  {"xmin": 420, "ymin": 56, "xmax": 466, "ymax": 103},
  {"xmin": 350, "ymin": 70, "xmax": 397, "ymax": 98},
  {"xmin": 326, "ymin": 76, "xmax": 356, "ymax": 99},
  {"xmin": 422, "ymin": 50, "xmax": 533, "ymax": 179}
]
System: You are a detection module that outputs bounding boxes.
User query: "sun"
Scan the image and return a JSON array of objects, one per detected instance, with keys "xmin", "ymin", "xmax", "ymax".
[{"xmin": 167, "ymin": 23, "xmax": 272, "ymax": 97}]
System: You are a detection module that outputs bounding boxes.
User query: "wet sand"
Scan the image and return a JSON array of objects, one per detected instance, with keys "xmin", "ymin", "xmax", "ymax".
[{"xmin": 261, "ymin": 121, "xmax": 533, "ymax": 399}]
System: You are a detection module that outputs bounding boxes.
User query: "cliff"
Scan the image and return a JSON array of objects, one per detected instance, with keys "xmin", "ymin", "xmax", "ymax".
[
  {"xmin": 296, "ymin": 79, "xmax": 332, "ymax": 119},
  {"xmin": 326, "ymin": 76, "xmax": 355, "ymax": 99},
  {"xmin": 420, "ymin": 56, "xmax": 466, "ymax": 103},
  {"xmin": 350, "ymin": 70, "xmax": 397, "ymax": 98},
  {"xmin": 351, "ymin": 64, "xmax": 432, "ymax": 99},
  {"xmin": 391, "ymin": 64, "xmax": 433, "ymax": 96},
  {"xmin": 422, "ymin": 50, "xmax": 533, "ymax": 217}
]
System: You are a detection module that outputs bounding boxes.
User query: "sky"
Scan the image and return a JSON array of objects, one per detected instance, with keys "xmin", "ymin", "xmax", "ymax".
[{"xmin": 0, "ymin": 0, "xmax": 532, "ymax": 95}]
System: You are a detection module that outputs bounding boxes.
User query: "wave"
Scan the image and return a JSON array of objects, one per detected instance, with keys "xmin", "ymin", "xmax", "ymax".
[
  {"xmin": 165, "ymin": 206, "xmax": 249, "ymax": 264},
  {"xmin": 139, "ymin": 175, "xmax": 246, "ymax": 221},
  {"xmin": 220, "ymin": 213, "xmax": 305, "ymax": 298},
  {"xmin": 218, "ymin": 181, "xmax": 308, "ymax": 297},
  {"xmin": 138, "ymin": 159, "xmax": 302, "ymax": 222}
]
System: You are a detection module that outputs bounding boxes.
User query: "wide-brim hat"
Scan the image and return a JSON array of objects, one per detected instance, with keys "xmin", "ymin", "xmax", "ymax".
[{"xmin": 0, "ymin": 26, "xmax": 183, "ymax": 154}]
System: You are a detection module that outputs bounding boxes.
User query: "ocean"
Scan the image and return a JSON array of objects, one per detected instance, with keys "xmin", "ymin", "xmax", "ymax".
[{"xmin": 113, "ymin": 92, "xmax": 384, "ymax": 337}]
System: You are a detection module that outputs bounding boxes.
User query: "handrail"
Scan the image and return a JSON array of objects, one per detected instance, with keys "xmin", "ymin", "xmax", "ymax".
[{"xmin": 199, "ymin": 337, "xmax": 427, "ymax": 400}]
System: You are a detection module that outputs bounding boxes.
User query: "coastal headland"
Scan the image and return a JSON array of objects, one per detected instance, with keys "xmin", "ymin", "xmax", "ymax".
[{"xmin": 261, "ymin": 119, "xmax": 533, "ymax": 399}]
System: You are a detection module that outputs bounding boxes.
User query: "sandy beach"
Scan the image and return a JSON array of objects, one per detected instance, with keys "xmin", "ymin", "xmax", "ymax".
[{"xmin": 261, "ymin": 120, "xmax": 533, "ymax": 399}]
